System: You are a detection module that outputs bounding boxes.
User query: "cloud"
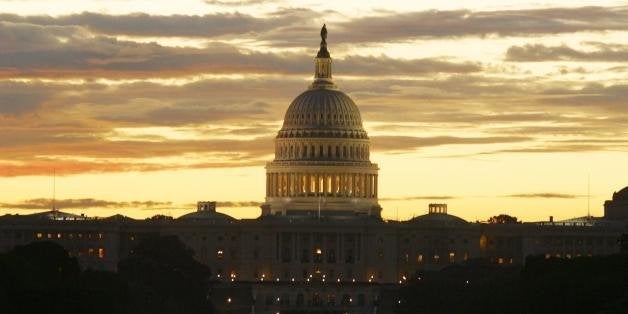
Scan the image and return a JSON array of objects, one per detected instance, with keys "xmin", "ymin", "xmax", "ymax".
[
  {"xmin": 539, "ymin": 84, "xmax": 628, "ymax": 111},
  {"xmin": 0, "ymin": 198, "xmax": 174, "ymax": 210},
  {"xmin": 506, "ymin": 43, "xmax": 628, "ymax": 62},
  {"xmin": 504, "ymin": 193, "xmax": 583, "ymax": 199},
  {"xmin": 0, "ymin": 21, "xmax": 480, "ymax": 79},
  {"xmin": 371, "ymin": 135, "xmax": 532, "ymax": 152},
  {"xmin": 216, "ymin": 201, "xmax": 262, "ymax": 207},
  {"xmin": 380, "ymin": 195, "xmax": 455, "ymax": 201},
  {"xmin": 0, "ymin": 10, "xmax": 309, "ymax": 38},
  {"xmin": 0, "ymin": 81, "xmax": 56, "ymax": 116},
  {"xmin": 265, "ymin": 6, "xmax": 628, "ymax": 45}
]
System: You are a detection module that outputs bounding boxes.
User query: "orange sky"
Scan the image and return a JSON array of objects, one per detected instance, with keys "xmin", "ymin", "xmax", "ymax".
[{"xmin": 0, "ymin": 1, "xmax": 627, "ymax": 222}]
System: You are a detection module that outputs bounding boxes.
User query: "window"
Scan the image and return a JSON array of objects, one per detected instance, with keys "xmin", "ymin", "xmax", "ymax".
[
  {"xmin": 98, "ymin": 248, "xmax": 105, "ymax": 259},
  {"xmin": 417, "ymin": 253, "xmax": 423, "ymax": 263},
  {"xmin": 36, "ymin": 232, "xmax": 43, "ymax": 239},
  {"xmin": 449, "ymin": 252, "xmax": 455, "ymax": 263},
  {"xmin": 88, "ymin": 248, "xmax": 95, "ymax": 257},
  {"xmin": 217, "ymin": 249, "xmax": 224, "ymax": 259}
]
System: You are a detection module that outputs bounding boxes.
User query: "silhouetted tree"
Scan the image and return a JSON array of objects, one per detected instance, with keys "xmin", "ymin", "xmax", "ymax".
[
  {"xmin": 396, "ymin": 254, "xmax": 628, "ymax": 314},
  {"xmin": 487, "ymin": 214, "xmax": 519, "ymax": 224},
  {"xmin": 0, "ymin": 241, "xmax": 129, "ymax": 314},
  {"xmin": 118, "ymin": 235, "xmax": 213, "ymax": 314}
]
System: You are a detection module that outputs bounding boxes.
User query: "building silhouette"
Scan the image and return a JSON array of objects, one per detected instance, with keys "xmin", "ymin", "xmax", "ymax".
[{"xmin": 1, "ymin": 26, "xmax": 627, "ymax": 314}]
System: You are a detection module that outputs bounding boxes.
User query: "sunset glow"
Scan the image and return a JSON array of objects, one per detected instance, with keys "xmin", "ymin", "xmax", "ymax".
[{"xmin": 0, "ymin": 0, "xmax": 627, "ymax": 221}]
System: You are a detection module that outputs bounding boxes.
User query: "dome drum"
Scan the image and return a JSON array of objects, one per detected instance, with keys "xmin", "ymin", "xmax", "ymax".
[{"xmin": 274, "ymin": 138, "xmax": 370, "ymax": 162}]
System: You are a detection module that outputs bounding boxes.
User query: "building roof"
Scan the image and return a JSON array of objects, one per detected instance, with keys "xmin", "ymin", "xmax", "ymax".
[
  {"xmin": 407, "ymin": 213, "xmax": 468, "ymax": 226},
  {"xmin": 612, "ymin": 186, "xmax": 628, "ymax": 201},
  {"xmin": 178, "ymin": 210, "xmax": 235, "ymax": 222}
]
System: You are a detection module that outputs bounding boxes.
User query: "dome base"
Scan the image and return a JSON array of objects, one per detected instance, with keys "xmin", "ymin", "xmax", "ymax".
[{"xmin": 263, "ymin": 196, "xmax": 381, "ymax": 217}]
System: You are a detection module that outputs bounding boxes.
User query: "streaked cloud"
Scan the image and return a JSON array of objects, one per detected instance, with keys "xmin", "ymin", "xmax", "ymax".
[
  {"xmin": 380, "ymin": 195, "xmax": 455, "ymax": 201},
  {"xmin": 0, "ymin": 9, "xmax": 310, "ymax": 37},
  {"xmin": 268, "ymin": 6, "xmax": 628, "ymax": 45},
  {"xmin": 0, "ymin": 21, "xmax": 480, "ymax": 79},
  {"xmin": 371, "ymin": 135, "xmax": 532, "ymax": 152},
  {"xmin": 0, "ymin": 198, "xmax": 174, "ymax": 210},
  {"xmin": 506, "ymin": 43, "xmax": 628, "ymax": 62},
  {"xmin": 504, "ymin": 193, "xmax": 584, "ymax": 199}
]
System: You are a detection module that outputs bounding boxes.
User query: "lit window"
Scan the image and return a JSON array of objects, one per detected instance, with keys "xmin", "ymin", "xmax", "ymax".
[
  {"xmin": 315, "ymin": 248, "xmax": 322, "ymax": 255},
  {"xmin": 449, "ymin": 252, "xmax": 455, "ymax": 263},
  {"xmin": 98, "ymin": 248, "xmax": 105, "ymax": 259},
  {"xmin": 98, "ymin": 233, "xmax": 104, "ymax": 240},
  {"xmin": 36, "ymin": 233, "xmax": 43, "ymax": 239},
  {"xmin": 57, "ymin": 233, "xmax": 62, "ymax": 239},
  {"xmin": 498, "ymin": 257, "xmax": 504, "ymax": 264},
  {"xmin": 47, "ymin": 233, "xmax": 52, "ymax": 239},
  {"xmin": 88, "ymin": 248, "xmax": 94, "ymax": 256},
  {"xmin": 130, "ymin": 235, "xmax": 135, "ymax": 241},
  {"xmin": 417, "ymin": 253, "xmax": 423, "ymax": 263},
  {"xmin": 463, "ymin": 252, "xmax": 469, "ymax": 261},
  {"xmin": 78, "ymin": 233, "xmax": 83, "ymax": 239},
  {"xmin": 217, "ymin": 249, "xmax": 224, "ymax": 259},
  {"xmin": 68, "ymin": 233, "xmax": 74, "ymax": 239},
  {"xmin": 433, "ymin": 254, "xmax": 440, "ymax": 262}
]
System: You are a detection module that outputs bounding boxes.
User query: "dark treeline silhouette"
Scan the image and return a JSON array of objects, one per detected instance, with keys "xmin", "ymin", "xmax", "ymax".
[
  {"xmin": 396, "ymin": 242, "xmax": 628, "ymax": 314},
  {"xmin": 0, "ymin": 236, "xmax": 213, "ymax": 314}
]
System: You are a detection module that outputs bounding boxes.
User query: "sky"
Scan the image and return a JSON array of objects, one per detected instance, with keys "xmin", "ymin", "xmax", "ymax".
[{"xmin": 0, "ymin": 0, "xmax": 627, "ymax": 222}]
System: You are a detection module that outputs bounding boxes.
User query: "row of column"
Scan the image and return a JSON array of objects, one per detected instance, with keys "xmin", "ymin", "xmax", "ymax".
[{"xmin": 266, "ymin": 172, "xmax": 377, "ymax": 198}]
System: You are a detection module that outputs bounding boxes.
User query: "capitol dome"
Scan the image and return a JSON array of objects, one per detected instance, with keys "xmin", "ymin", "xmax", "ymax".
[
  {"xmin": 279, "ymin": 88, "xmax": 367, "ymax": 138},
  {"xmin": 262, "ymin": 25, "xmax": 380, "ymax": 217}
]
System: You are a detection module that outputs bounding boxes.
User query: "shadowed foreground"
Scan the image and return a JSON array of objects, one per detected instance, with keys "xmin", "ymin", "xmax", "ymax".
[{"xmin": 0, "ymin": 236, "xmax": 213, "ymax": 314}]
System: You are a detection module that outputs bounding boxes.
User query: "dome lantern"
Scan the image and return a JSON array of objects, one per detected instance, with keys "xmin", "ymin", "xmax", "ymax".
[{"xmin": 311, "ymin": 24, "xmax": 336, "ymax": 90}]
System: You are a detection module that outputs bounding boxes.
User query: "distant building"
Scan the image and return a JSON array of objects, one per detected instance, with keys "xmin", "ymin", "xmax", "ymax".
[
  {"xmin": 605, "ymin": 187, "xmax": 628, "ymax": 221},
  {"xmin": 0, "ymin": 26, "xmax": 626, "ymax": 314}
]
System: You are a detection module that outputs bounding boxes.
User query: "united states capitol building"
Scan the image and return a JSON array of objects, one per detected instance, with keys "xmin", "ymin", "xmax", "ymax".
[{"xmin": 1, "ymin": 26, "xmax": 627, "ymax": 314}]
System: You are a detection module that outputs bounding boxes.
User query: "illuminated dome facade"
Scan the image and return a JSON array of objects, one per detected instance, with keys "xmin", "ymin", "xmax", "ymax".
[{"xmin": 263, "ymin": 25, "xmax": 380, "ymax": 217}]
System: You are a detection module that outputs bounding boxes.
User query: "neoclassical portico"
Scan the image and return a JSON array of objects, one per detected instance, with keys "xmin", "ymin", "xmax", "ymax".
[{"xmin": 263, "ymin": 25, "xmax": 381, "ymax": 217}]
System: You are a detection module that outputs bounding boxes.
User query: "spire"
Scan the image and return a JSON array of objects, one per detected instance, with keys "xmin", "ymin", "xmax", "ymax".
[{"xmin": 311, "ymin": 24, "xmax": 335, "ymax": 89}]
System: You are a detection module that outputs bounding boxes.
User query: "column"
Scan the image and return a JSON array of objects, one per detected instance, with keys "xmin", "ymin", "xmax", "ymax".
[
  {"xmin": 374, "ymin": 174, "xmax": 378, "ymax": 197},
  {"xmin": 365, "ymin": 174, "xmax": 371, "ymax": 198}
]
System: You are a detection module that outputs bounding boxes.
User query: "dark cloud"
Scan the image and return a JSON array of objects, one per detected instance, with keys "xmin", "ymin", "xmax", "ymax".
[
  {"xmin": 0, "ymin": 198, "xmax": 173, "ymax": 210},
  {"xmin": 371, "ymin": 135, "xmax": 532, "ymax": 152},
  {"xmin": 265, "ymin": 6, "xmax": 628, "ymax": 45},
  {"xmin": 380, "ymin": 195, "xmax": 455, "ymax": 201},
  {"xmin": 539, "ymin": 84, "xmax": 628, "ymax": 111},
  {"xmin": 0, "ymin": 9, "xmax": 310, "ymax": 38},
  {"xmin": 478, "ymin": 144, "xmax": 628, "ymax": 155},
  {"xmin": 216, "ymin": 201, "xmax": 262, "ymax": 207},
  {"xmin": 506, "ymin": 43, "xmax": 628, "ymax": 62},
  {"xmin": 0, "ymin": 81, "xmax": 55, "ymax": 115},
  {"xmin": 0, "ymin": 21, "xmax": 479, "ymax": 78},
  {"xmin": 504, "ymin": 193, "xmax": 583, "ymax": 199}
]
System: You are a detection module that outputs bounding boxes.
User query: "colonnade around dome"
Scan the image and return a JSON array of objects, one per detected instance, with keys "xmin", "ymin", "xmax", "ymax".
[{"xmin": 266, "ymin": 172, "xmax": 378, "ymax": 199}]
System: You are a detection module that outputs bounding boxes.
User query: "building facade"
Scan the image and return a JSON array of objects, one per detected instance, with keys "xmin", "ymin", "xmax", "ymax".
[{"xmin": 1, "ymin": 26, "xmax": 627, "ymax": 314}]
